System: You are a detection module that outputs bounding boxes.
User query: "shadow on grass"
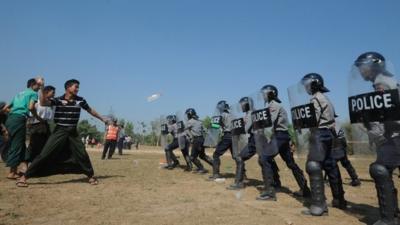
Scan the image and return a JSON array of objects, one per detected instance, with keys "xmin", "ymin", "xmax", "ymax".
[
  {"xmin": 343, "ymin": 201, "xmax": 380, "ymax": 225},
  {"xmin": 30, "ymin": 175, "xmax": 125, "ymax": 185}
]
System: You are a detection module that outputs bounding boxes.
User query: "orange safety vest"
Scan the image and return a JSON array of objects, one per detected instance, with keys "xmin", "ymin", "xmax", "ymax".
[{"xmin": 106, "ymin": 125, "xmax": 119, "ymax": 141}]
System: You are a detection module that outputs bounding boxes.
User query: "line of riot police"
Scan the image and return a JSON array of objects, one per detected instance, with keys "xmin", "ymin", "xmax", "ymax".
[{"xmin": 159, "ymin": 52, "xmax": 399, "ymax": 225}]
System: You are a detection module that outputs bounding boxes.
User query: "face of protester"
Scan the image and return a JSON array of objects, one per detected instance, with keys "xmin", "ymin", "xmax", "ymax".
[
  {"xmin": 45, "ymin": 90, "xmax": 55, "ymax": 99},
  {"xmin": 67, "ymin": 83, "xmax": 80, "ymax": 96},
  {"xmin": 36, "ymin": 78, "xmax": 45, "ymax": 88},
  {"xmin": 31, "ymin": 83, "xmax": 41, "ymax": 92}
]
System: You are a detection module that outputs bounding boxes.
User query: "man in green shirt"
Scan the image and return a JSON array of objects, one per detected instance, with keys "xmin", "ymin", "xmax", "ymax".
[{"xmin": 5, "ymin": 78, "xmax": 42, "ymax": 179}]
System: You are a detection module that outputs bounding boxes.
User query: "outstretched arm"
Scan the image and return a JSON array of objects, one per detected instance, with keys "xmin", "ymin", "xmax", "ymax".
[{"xmin": 87, "ymin": 108, "xmax": 106, "ymax": 123}]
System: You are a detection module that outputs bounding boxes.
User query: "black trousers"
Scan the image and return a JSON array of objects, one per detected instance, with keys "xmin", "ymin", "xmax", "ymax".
[
  {"xmin": 166, "ymin": 138, "xmax": 189, "ymax": 156},
  {"xmin": 242, "ymin": 135, "xmax": 280, "ymax": 184},
  {"xmin": 191, "ymin": 136, "xmax": 205, "ymax": 159},
  {"xmin": 309, "ymin": 129, "xmax": 344, "ymax": 201},
  {"xmin": 102, "ymin": 140, "xmax": 117, "ymax": 159},
  {"xmin": 213, "ymin": 132, "xmax": 233, "ymax": 159},
  {"xmin": 26, "ymin": 122, "xmax": 50, "ymax": 163},
  {"xmin": 117, "ymin": 138, "xmax": 124, "ymax": 155},
  {"xmin": 25, "ymin": 126, "xmax": 95, "ymax": 178}
]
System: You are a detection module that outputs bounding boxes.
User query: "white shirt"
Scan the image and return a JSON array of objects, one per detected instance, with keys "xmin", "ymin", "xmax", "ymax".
[{"xmin": 28, "ymin": 100, "xmax": 55, "ymax": 124}]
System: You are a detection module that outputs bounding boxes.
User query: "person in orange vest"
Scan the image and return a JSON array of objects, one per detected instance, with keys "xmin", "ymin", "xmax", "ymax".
[{"xmin": 102, "ymin": 118, "xmax": 120, "ymax": 160}]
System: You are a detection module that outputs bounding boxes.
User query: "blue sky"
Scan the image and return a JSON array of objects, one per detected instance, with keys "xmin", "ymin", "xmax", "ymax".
[{"xmin": 1, "ymin": 0, "xmax": 400, "ymax": 128}]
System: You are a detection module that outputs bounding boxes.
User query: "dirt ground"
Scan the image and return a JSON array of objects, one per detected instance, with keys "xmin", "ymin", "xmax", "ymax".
[{"xmin": 0, "ymin": 146, "xmax": 398, "ymax": 225}]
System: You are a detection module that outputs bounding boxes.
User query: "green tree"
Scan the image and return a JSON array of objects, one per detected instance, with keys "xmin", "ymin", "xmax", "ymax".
[
  {"xmin": 125, "ymin": 121, "xmax": 134, "ymax": 137},
  {"xmin": 202, "ymin": 116, "xmax": 212, "ymax": 129},
  {"xmin": 118, "ymin": 118, "xmax": 126, "ymax": 127},
  {"xmin": 78, "ymin": 120, "xmax": 104, "ymax": 142}
]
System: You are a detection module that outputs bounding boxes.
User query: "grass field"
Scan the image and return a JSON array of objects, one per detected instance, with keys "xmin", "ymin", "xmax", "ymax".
[{"xmin": 0, "ymin": 146, "xmax": 397, "ymax": 225}]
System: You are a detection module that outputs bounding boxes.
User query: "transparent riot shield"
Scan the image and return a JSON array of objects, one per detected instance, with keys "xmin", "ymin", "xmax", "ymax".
[
  {"xmin": 231, "ymin": 103, "xmax": 248, "ymax": 159},
  {"xmin": 176, "ymin": 111, "xmax": 188, "ymax": 150},
  {"xmin": 287, "ymin": 82, "xmax": 319, "ymax": 158},
  {"xmin": 203, "ymin": 110, "xmax": 222, "ymax": 148},
  {"xmin": 250, "ymin": 92, "xmax": 278, "ymax": 157},
  {"xmin": 348, "ymin": 56, "xmax": 400, "ymax": 165},
  {"xmin": 160, "ymin": 115, "xmax": 169, "ymax": 149}
]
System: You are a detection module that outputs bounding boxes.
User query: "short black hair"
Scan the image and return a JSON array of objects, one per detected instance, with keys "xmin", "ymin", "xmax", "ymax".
[
  {"xmin": 27, "ymin": 78, "xmax": 37, "ymax": 88},
  {"xmin": 43, "ymin": 85, "xmax": 56, "ymax": 93},
  {"xmin": 64, "ymin": 79, "xmax": 80, "ymax": 90}
]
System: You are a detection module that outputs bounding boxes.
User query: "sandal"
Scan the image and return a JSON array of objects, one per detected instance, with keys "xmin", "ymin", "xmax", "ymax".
[
  {"xmin": 16, "ymin": 180, "xmax": 28, "ymax": 188},
  {"xmin": 88, "ymin": 177, "xmax": 99, "ymax": 185},
  {"xmin": 6, "ymin": 174, "xmax": 20, "ymax": 180}
]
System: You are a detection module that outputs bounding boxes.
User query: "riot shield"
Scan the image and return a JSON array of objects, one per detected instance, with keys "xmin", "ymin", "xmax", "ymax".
[
  {"xmin": 160, "ymin": 115, "xmax": 169, "ymax": 149},
  {"xmin": 348, "ymin": 55, "xmax": 400, "ymax": 165},
  {"xmin": 231, "ymin": 103, "xmax": 248, "ymax": 159},
  {"xmin": 287, "ymin": 82, "xmax": 319, "ymax": 158},
  {"xmin": 176, "ymin": 111, "xmax": 189, "ymax": 150},
  {"xmin": 251, "ymin": 92, "xmax": 278, "ymax": 157},
  {"xmin": 203, "ymin": 109, "xmax": 222, "ymax": 148}
]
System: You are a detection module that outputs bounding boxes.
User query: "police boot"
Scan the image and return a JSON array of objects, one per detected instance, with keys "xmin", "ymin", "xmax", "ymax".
[
  {"xmin": 192, "ymin": 157, "xmax": 208, "ymax": 174},
  {"xmin": 302, "ymin": 161, "xmax": 328, "ymax": 216},
  {"xmin": 208, "ymin": 157, "xmax": 222, "ymax": 180},
  {"xmin": 184, "ymin": 155, "xmax": 193, "ymax": 172},
  {"xmin": 272, "ymin": 163, "xmax": 282, "ymax": 189},
  {"xmin": 329, "ymin": 174, "xmax": 347, "ymax": 210},
  {"xmin": 227, "ymin": 159, "xmax": 245, "ymax": 190},
  {"xmin": 346, "ymin": 163, "xmax": 361, "ymax": 187},
  {"xmin": 201, "ymin": 154, "xmax": 214, "ymax": 167},
  {"xmin": 167, "ymin": 152, "xmax": 179, "ymax": 170},
  {"xmin": 162, "ymin": 151, "xmax": 172, "ymax": 169},
  {"xmin": 394, "ymin": 188, "xmax": 400, "ymax": 218},
  {"xmin": 256, "ymin": 165, "xmax": 276, "ymax": 201},
  {"xmin": 292, "ymin": 166, "xmax": 311, "ymax": 198},
  {"xmin": 370, "ymin": 163, "xmax": 399, "ymax": 225}
]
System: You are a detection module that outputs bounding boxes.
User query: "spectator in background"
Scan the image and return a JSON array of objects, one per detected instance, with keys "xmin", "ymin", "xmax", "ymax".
[
  {"xmin": 117, "ymin": 124, "xmax": 125, "ymax": 155},
  {"xmin": 102, "ymin": 118, "xmax": 119, "ymax": 160},
  {"xmin": 125, "ymin": 136, "xmax": 132, "ymax": 150}
]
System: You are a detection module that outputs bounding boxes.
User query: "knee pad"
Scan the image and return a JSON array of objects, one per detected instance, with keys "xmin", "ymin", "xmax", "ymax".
[
  {"xmin": 306, "ymin": 161, "xmax": 322, "ymax": 175},
  {"xmin": 370, "ymin": 163, "xmax": 390, "ymax": 180}
]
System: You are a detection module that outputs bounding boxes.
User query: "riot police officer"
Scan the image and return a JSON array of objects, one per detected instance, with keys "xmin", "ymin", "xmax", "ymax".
[
  {"xmin": 163, "ymin": 115, "xmax": 192, "ymax": 171},
  {"xmin": 227, "ymin": 97, "xmax": 281, "ymax": 192},
  {"xmin": 298, "ymin": 73, "xmax": 347, "ymax": 216},
  {"xmin": 352, "ymin": 52, "xmax": 400, "ymax": 225},
  {"xmin": 185, "ymin": 108, "xmax": 213, "ymax": 174},
  {"xmin": 209, "ymin": 101, "xmax": 235, "ymax": 180},
  {"xmin": 257, "ymin": 85, "xmax": 311, "ymax": 200}
]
